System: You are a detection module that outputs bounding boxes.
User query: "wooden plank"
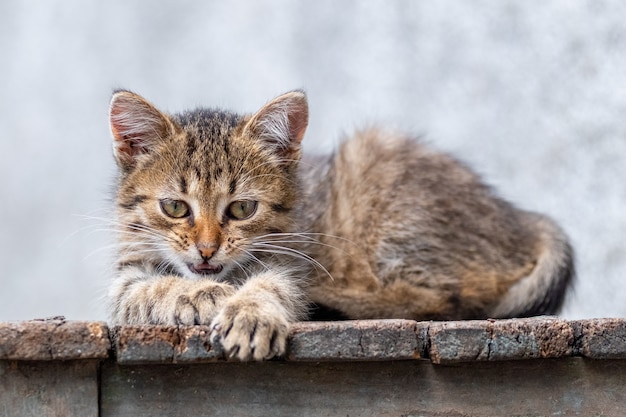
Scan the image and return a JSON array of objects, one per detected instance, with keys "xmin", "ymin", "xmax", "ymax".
[
  {"xmin": 100, "ymin": 358, "xmax": 626, "ymax": 417},
  {"xmin": 114, "ymin": 317, "xmax": 607, "ymax": 365},
  {"xmin": 112, "ymin": 319, "xmax": 429, "ymax": 364},
  {"xmin": 2, "ymin": 317, "xmax": 626, "ymax": 417},
  {"xmin": 0, "ymin": 319, "xmax": 110, "ymax": 361},
  {"xmin": 0, "ymin": 360, "xmax": 99, "ymax": 417},
  {"xmin": 428, "ymin": 316, "xmax": 574, "ymax": 364},
  {"xmin": 287, "ymin": 319, "xmax": 427, "ymax": 361},
  {"xmin": 576, "ymin": 318, "xmax": 626, "ymax": 359}
]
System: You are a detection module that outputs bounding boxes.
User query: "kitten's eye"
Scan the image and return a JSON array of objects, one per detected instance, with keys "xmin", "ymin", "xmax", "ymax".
[
  {"xmin": 227, "ymin": 200, "xmax": 257, "ymax": 220},
  {"xmin": 160, "ymin": 199, "xmax": 190, "ymax": 218}
]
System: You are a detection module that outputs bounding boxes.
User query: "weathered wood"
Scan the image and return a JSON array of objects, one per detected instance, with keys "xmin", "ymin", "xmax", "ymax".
[
  {"xmin": 113, "ymin": 326, "xmax": 192, "ymax": 365},
  {"xmin": 287, "ymin": 319, "xmax": 427, "ymax": 360},
  {"xmin": 113, "ymin": 319, "xmax": 429, "ymax": 364},
  {"xmin": 428, "ymin": 316, "xmax": 575, "ymax": 364},
  {"xmin": 112, "ymin": 317, "xmax": 626, "ymax": 365},
  {"xmin": 114, "ymin": 325, "xmax": 227, "ymax": 364},
  {"xmin": 576, "ymin": 318, "xmax": 626, "ymax": 359},
  {"xmin": 100, "ymin": 358, "xmax": 626, "ymax": 417},
  {"xmin": 0, "ymin": 360, "xmax": 99, "ymax": 417},
  {"xmin": 0, "ymin": 319, "xmax": 110, "ymax": 361},
  {"xmin": 3, "ymin": 318, "xmax": 626, "ymax": 416}
]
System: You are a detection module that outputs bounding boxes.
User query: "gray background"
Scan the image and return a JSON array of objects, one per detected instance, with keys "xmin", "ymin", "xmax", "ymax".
[{"xmin": 1, "ymin": 1, "xmax": 624, "ymax": 322}]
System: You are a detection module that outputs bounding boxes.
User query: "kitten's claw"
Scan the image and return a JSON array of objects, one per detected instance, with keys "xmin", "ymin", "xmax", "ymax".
[{"xmin": 210, "ymin": 302, "xmax": 289, "ymax": 361}]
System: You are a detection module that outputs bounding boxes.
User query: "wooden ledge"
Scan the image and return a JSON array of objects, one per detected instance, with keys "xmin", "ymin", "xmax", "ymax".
[
  {"xmin": 2, "ymin": 317, "xmax": 626, "ymax": 416},
  {"xmin": 2, "ymin": 316, "xmax": 625, "ymax": 364},
  {"xmin": 0, "ymin": 319, "xmax": 110, "ymax": 361}
]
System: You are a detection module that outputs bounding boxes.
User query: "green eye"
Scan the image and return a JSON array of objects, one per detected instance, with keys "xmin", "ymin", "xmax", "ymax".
[
  {"xmin": 160, "ymin": 199, "xmax": 190, "ymax": 218},
  {"xmin": 227, "ymin": 200, "xmax": 257, "ymax": 220}
]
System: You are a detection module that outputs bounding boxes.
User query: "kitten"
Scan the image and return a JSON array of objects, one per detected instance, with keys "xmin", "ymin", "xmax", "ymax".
[{"xmin": 108, "ymin": 89, "xmax": 573, "ymax": 361}]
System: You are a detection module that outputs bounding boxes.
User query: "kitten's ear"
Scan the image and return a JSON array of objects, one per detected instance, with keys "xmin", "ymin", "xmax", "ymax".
[
  {"xmin": 109, "ymin": 90, "xmax": 178, "ymax": 172},
  {"xmin": 244, "ymin": 90, "xmax": 308, "ymax": 161}
]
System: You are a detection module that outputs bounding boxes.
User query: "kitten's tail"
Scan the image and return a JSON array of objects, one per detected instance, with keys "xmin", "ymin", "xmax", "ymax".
[{"xmin": 489, "ymin": 213, "xmax": 574, "ymax": 318}]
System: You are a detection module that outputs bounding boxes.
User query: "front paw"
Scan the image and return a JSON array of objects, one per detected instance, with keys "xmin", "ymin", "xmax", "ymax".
[
  {"xmin": 174, "ymin": 284, "xmax": 235, "ymax": 325},
  {"xmin": 210, "ymin": 300, "xmax": 289, "ymax": 361}
]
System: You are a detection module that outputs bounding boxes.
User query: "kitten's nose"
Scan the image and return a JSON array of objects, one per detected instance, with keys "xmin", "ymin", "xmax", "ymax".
[{"xmin": 197, "ymin": 244, "xmax": 218, "ymax": 261}]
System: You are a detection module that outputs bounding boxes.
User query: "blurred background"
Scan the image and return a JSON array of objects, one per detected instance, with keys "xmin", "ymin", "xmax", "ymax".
[{"xmin": 1, "ymin": 0, "xmax": 625, "ymax": 321}]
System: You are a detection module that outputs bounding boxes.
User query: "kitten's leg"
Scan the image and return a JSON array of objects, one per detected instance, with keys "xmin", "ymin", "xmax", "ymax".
[
  {"xmin": 210, "ymin": 269, "xmax": 303, "ymax": 361},
  {"xmin": 109, "ymin": 265, "xmax": 236, "ymax": 325}
]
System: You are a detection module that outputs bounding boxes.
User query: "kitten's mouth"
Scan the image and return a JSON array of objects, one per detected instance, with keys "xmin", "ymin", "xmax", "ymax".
[{"xmin": 188, "ymin": 262, "xmax": 224, "ymax": 276}]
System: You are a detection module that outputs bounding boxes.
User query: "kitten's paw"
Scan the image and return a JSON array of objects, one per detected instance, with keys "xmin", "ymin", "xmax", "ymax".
[
  {"xmin": 210, "ymin": 301, "xmax": 289, "ymax": 361},
  {"xmin": 174, "ymin": 284, "xmax": 235, "ymax": 325}
]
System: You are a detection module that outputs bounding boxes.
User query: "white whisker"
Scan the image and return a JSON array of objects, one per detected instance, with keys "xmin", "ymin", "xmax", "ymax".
[
  {"xmin": 231, "ymin": 258, "xmax": 254, "ymax": 281},
  {"xmin": 239, "ymin": 248, "xmax": 272, "ymax": 270},
  {"xmin": 256, "ymin": 231, "xmax": 357, "ymax": 246},
  {"xmin": 253, "ymin": 232, "xmax": 355, "ymax": 257},
  {"xmin": 249, "ymin": 243, "xmax": 334, "ymax": 281}
]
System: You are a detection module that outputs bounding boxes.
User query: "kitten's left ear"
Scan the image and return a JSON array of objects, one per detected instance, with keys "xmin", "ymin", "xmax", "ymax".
[
  {"xmin": 109, "ymin": 90, "xmax": 179, "ymax": 173},
  {"xmin": 244, "ymin": 90, "xmax": 309, "ymax": 160}
]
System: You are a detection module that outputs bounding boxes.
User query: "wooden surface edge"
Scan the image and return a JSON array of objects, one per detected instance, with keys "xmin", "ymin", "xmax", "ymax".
[{"xmin": 1, "ymin": 317, "xmax": 625, "ymax": 363}]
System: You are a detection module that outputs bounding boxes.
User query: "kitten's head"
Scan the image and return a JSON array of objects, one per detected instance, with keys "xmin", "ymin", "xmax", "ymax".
[{"xmin": 109, "ymin": 90, "xmax": 308, "ymax": 282}]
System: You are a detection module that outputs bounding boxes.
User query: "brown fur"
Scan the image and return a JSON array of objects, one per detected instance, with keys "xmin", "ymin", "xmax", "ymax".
[{"xmin": 107, "ymin": 89, "xmax": 574, "ymax": 360}]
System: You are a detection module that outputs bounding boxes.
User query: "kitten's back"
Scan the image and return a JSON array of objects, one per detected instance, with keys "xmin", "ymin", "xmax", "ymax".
[{"xmin": 301, "ymin": 128, "xmax": 573, "ymax": 320}]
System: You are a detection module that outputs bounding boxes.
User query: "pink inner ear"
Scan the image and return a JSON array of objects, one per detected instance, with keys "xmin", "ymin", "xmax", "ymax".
[
  {"xmin": 288, "ymin": 101, "xmax": 308, "ymax": 144},
  {"xmin": 110, "ymin": 107, "xmax": 144, "ymax": 156},
  {"xmin": 110, "ymin": 107, "xmax": 132, "ymax": 145},
  {"xmin": 247, "ymin": 91, "xmax": 309, "ymax": 153},
  {"xmin": 110, "ymin": 105, "xmax": 143, "ymax": 160},
  {"xmin": 109, "ymin": 91, "xmax": 172, "ymax": 169}
]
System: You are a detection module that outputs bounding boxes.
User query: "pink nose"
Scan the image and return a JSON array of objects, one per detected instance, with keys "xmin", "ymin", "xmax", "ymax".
[{"xmin": 198, "ymin": 245, "xmax": 218, "ymax": 260}]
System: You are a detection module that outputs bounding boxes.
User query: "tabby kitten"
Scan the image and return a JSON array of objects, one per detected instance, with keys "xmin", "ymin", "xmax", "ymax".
[{"xmin": 108, "ymin": 90, "xmax": 573, "ymax": 361}]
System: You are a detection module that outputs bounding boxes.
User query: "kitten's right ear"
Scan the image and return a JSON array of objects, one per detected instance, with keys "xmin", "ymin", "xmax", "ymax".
[
  {"xmin": 109, "ymin": 90, "xmax": 177, "ymax": 172},
  {"xmin": 243, "ymin": 90, "xmax": 309, "ymax": 162}
]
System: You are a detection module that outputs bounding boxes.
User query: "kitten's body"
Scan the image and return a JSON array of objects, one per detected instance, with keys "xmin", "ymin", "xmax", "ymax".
[
  {"xmin": 298, "ymin": 130, "xmax": 571, "ymax": 320},
  {"xmin": 108, "ymin": 90, "xmax": 573, "ymax": 360}
]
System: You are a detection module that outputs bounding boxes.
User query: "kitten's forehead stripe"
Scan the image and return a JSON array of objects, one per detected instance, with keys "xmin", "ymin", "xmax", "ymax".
[
  {"xmin": 193, "ymin": 166, "xmax": 202, "ymax": 183},
  {"xmin": 185, "ymin": 135, "xmax": 196, "ymax": 159},
  {"xmin": 214, "ymin": 166, "xmax": 223, "ymax": 181},
  {"xmin": 173, "ymin": 108, "xmax": 244, "ymax": 188},
  {"xmin": 175, "ymin": 109, "xmax": 241, "ymax": 142},
  {"xmin": 179, "ymin": 176, "xmax": 188, "ymax": 194}
]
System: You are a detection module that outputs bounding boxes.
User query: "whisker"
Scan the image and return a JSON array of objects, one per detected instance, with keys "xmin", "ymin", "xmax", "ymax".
[
  {"xmin": 155, "ymin": 255, "xmax": 179, "ymax": 275},
  {"xmin": 255, "ymin": 231, "xmax": 358, "ymax": 246},
  {"xmin": 73, "ymin": 216, "xmax": 176, "ymax": 242},
  {"xmin": 73, "ymin": 214, "xmax": 178, "ymax": 244},
  {"xmin": 248, "ymin": 244, "xmax": 334, "ymax": 281},
  {"xmin": 127, "ymin": 223, "xmax": 177, "ymax": 243},
  {"xmin": 256, "ymin": 239, "xmax": 350, "ymax": 257},
  {"xmin": 84, "ymin": 242, "xmax": 169, "ymax": 262},
  {"xmin": 252, "ymin": 232, "xmax": 354, "ymax": 257},
  {"xmin": 239, "ymin": 248, "xmax": 272, "ymax": 270},
  {"xmin": 249, "ymin": 247, "xmax": 333, "ymax": 281},
  {"xmin": 231, "ymin": 258, "xmax": 253, "ymax": 281}
]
